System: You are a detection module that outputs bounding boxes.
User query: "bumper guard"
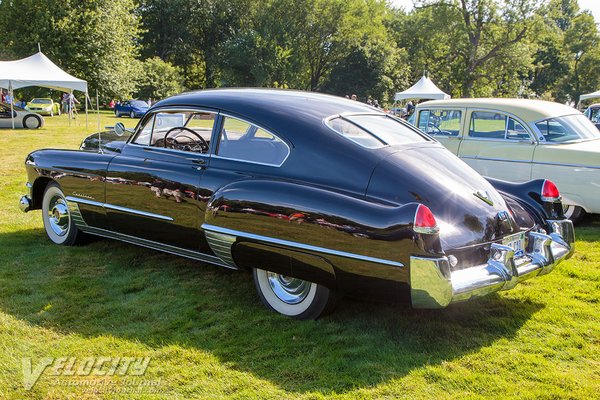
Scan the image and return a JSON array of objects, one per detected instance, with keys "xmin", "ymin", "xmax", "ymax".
[{"xmin": 410, "ymin": 219, "xmax": 575, "ymax": 308}]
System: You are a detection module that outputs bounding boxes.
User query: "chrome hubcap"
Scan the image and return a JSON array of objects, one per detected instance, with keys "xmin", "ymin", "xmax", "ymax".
[
  {"xmin": 47, "ymin": 195, "xmax": 69, "ymax": 236},
  {"xmin": 266, "ymin": 272, "xmax": 311, "ymax": 304}
]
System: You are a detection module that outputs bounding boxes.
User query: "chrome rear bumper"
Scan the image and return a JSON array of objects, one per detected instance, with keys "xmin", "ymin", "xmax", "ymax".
[{"xmin": 410, "ymin": 219, "xmax": 575, "ymax": 308}]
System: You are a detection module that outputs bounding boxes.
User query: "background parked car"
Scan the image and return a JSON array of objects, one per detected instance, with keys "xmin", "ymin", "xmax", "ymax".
[
  {"xmin": 413, "ymin": 98, "xmax": 600, "ymax": 222},
  {"xmin": 114, "ymin": 100, "xmax": 149, "ymax": 118},
  {"xmin": 0, "ymin": 102, "xmax": 44, "ymax": 129},
  {"xmin": 583, "ymin": 103, "xmax": 600, "ymax": 130},
  {"xmin": 25, "ymin": 98, "xmax": 60, "ymax": 116}
]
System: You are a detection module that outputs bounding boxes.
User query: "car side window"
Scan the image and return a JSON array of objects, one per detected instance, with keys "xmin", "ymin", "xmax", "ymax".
[
  {"xmin": 132, "ymin": 111, "xmax": 216, "ymax": 153},
  {"xmin": 217, "ymin": 116, "xmax": 289, "ymax": 166},
  {"xmin": 469, "ymin": 111, "xmax": 530, "ymax": 141},
  {"xmin": 132, "ymin": 115, "xmax": 155, "ymax": 146},
  {"xmin": 418, "ymin": 109, "xmax": 461, "ymax": 136}
]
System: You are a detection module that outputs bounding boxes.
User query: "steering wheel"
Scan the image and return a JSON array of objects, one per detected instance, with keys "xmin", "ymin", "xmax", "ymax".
[
  {"xmin": 163, "ymin": 127, "xmax": 209, "ymax": 153},
  {"xmin": 427, "ymin": 123, "xmax": 442, "ymax": 134}
]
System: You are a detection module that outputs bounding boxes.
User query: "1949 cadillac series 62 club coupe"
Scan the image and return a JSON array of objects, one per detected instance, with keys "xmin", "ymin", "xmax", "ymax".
[{"xmin": 19, "ymin": 89, "xmax": 575, "ymax": 319}]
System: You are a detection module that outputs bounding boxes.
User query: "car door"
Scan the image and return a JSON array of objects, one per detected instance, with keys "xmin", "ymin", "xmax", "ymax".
[
  {"xmin": 415, "ymin": 107, "xmax": 466, "ymax": 154},
  {"xmin": 105, "ymin": 108, "xmax": 217, "ymax": 253},
  {"xmin": 0, "ymin": 104, "xmax": 16, "ymax": 128},
  {"xmin": 198, "ymin": 112, "xmax": 291, "ymax": 198},
  {"xmin": 457, "ymin": 109, "xmax": 536, "ymax": 182}
]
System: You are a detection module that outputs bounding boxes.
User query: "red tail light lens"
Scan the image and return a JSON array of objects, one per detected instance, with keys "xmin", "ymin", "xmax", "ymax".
[
  {"xmin": 414, "ymin": 204, "xmax": 439, "ymax": 234},
  {"xmin": 541, "ymin": 179, "xmax": 560, "ymax": 202}
]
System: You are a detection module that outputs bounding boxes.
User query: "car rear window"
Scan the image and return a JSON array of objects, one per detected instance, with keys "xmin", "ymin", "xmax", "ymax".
[{"xmin": 326, "ymin": 114, "xmax": 428, "ymax": 148}]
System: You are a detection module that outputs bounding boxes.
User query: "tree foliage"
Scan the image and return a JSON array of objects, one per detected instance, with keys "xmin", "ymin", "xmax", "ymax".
[
  {"xmin": 0, "ymin": 0, "xmax": 140, "ymax": 100},
  {"xmin": 137, "ymin": 57, "xmax": 184, "ymax": 100},
  {"xmin": 1, "ymin": 0, "xmax": 599, "ymax": 104}
]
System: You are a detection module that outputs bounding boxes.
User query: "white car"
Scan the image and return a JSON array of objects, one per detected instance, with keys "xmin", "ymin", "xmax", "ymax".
[
  {"xmin": 413, "ymin": 98, "xmax": 600, "ymax": 222},
  {"xmin": 0, "ymin": 103, "xmax": 44, "ymax": 129}
]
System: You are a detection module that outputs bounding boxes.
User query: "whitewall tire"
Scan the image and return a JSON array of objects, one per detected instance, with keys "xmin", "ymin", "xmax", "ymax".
[
  {"xmin": 42, "ymin": 183, "xmax": 80, "ymax": 245},
  {"xmin": 563, "ymin": 204, "xmax": 585, "ymax": 224},
  {"xmin": 253, "ymin": 268, "xmax": 335, "ymax": 320}
]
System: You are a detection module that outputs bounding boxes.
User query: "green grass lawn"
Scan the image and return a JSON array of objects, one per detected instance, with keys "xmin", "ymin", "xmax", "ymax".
[{"xmin": 0, "ymin": 112, "xmax": 599, "ymax": 399}]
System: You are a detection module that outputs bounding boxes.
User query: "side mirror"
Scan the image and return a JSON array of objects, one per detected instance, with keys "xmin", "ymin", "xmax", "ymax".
[{"xmin": 114, "ymin": 122, "xmax": 126, "ymax": 137}]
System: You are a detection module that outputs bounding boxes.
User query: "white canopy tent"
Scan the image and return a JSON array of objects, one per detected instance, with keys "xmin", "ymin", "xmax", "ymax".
[
  {"xmin": 579, "ymin": 90, "xmax": 600, "ymax": 102},
  {"xmin": 394, "ymin": 75, "xmax": 450, "ymax": 101},
  {"xmin": 0, "ymin": 51, "xmax": 88, "ymax": 128}
]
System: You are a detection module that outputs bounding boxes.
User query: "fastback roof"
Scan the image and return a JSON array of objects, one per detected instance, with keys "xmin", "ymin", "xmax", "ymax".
[{"xmin": 154, "ymin": 88, "xmax": 380, "ymax": 127}]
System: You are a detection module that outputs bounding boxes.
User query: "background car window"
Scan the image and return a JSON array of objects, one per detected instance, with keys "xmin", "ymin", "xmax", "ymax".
[
  {"xmin": 469, "ymin": 112, "xmax": 530, "ymax": 140},
  {"xmin": 535, "ymin": 115, "xmax": 600, "ymax": 143},
  {"xmin": 417, "ymin": 110, "xmax": 429, "ymax": 131},
  {"xmin": 218, "ymin": 116, "xmax": 289, "ymax": 165},
  {"xmin": 418, "ymin": 109, "xmax": 461, "ymax": 136}
]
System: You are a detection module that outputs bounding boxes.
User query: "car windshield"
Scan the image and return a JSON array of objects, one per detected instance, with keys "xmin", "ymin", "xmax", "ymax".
[
  {"xmin": 326, "ymin": 114, "xmax": 428, "ymax": 148},
  {"xmin": 535, "ymin": 114, "xmax": 600, "ymax": 143},
  {"xmin": 130, "ymin": 100, "xmax": 149, "ymax": 108},
  {"xmin": 31, "ymin": 99, "xmax": 51, "ymax": 104}
]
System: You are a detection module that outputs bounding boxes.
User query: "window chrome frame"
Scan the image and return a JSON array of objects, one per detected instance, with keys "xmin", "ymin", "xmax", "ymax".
[
  {"xmin": 415, "ymin": 107, "xmax": 466, "ymax": 138},
  {"xmin": 459, "ymin": 108, "xmax": 537, "ymax": 144},
  {"xmin": 530, "ymin": 113, "xmax": 600, "ymax": 145},
  {"xmin": 127, "ymin": 106, "xmax": 220, "ymax": 158},
  {"xmin": 215, "ymin": 111, "xmax": 291, "ymax": 168}
]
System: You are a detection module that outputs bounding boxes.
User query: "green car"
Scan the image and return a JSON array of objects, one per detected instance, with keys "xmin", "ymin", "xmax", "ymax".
[{"xmin": 25, "ymin": 98, "xmax": 61, "ymax": 116}]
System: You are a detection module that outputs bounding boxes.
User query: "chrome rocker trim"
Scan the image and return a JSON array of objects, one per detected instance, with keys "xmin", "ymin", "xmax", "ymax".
[
  {"xmin": 411, "ymin": 219, "xmax": 575, "ymax": 308},
  {"xmin": 80, "ymin": 225, "xmax": 238, "ymax": 270},
  {"xmin": 202, "ymin": 224, "xmax": 405, "ymax": 268}
]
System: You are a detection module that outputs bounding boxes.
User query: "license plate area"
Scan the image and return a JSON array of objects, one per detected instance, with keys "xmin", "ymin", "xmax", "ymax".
[{"xmin": 502, "ymin": 232, "xmax": 526, "ymax": 258}]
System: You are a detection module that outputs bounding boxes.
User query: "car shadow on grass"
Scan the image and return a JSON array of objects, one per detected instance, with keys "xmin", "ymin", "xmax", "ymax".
[{"xmin": 0, "ymin": 229, "xmax": 544, "ymax": 394}]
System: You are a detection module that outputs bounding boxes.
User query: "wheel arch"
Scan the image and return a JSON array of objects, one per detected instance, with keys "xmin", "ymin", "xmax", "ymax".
[{"xmin": 31, "ymin": 177, "xmax": 56, "ymax": 210}]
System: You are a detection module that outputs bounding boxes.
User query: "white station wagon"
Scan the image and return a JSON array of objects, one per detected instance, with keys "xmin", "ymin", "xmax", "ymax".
[{"xmin": 413, "ymin": 98, "xmax": 600, "ymax": 222}]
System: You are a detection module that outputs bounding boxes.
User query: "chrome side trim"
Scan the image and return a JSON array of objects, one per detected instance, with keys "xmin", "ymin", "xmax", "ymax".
[
  {"xmin": 104, "ymin": 203, "xmax": 174, "ymax": 221},
  {"xmin": 530, "ymin": 160, "xmax": 600, "ymax": 170},
  {"xmin": 460, "ymin": 155, "xmax": 532, "ymax": 164},
  {"xmin": 78, "ymin": 225, "xmax": 238, "ymax": 270},
  {"xmin": 204, "ymin": 230, "xmax": 238, "ymax": 268},
  {"xmin": 216, "ymin": 111, "xmax": 292, "ymax": 167},
  {"xmin": 65, "ymin": 196, "xmax": 174, "ymax": 222},
  {"xmin": 202, "ymin": 224, "xmax": 404, "ymax": 268},
  {"xmin": 460, "ymin": 155, "xmax": 600, "ymax": 170}
]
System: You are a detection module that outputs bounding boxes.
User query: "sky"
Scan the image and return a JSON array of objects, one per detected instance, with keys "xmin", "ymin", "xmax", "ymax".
[{"xmin": 389, "ymin": 0, "xmax": 600, "ymax": 23}]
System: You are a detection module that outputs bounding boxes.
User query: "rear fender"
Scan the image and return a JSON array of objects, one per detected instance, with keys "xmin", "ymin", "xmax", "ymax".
[
  {"xmin": 486, "ymin": 177, "xmax": 566, "ymax": 227},
  {"xmin": 202, "ymin": 179, "xmax": 441, "ymax": 297}
]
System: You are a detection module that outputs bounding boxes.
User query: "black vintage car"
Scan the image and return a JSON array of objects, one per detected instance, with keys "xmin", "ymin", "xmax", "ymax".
[{"xmin": 19, "ymin": 89, "xmax": 575, "ymax": 319}]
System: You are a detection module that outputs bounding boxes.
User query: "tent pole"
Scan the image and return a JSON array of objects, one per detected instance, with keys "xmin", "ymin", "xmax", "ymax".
[
  {"xmin": 9, "ymin": 82, "xmax": 14, "ymax": 129},
  {"xmin": 85, "ymin": 90, "xmax": 88, "ymax": 129},
  {"xmin": 96, "ymin": 89, "xmax": 100, "ymax": 132},
  {"xmin": 68, "ymin": 89, "xmax": 72, "ymax": 126}
]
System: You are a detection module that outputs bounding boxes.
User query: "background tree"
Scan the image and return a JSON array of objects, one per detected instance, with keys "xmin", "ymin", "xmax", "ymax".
[
  {"xmin": 0, "ymin": 0, "xmax": 140, "ymax": 100},
  {"xmin": 137, "ymin": 57, "xmax": 184, "ymax": 100}
]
